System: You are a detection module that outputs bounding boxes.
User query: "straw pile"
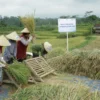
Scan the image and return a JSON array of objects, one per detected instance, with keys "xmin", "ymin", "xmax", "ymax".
[
  {"xmin": 47, "ymin": 49, "xmax": 100, "ymax": 79},
  {"xmin": 46, "ymin": 47, "xmax": 65, "ymax": 59},
  {"xmin": 7, "ymin": 84, "xmax": 100, "ymax": 100}
]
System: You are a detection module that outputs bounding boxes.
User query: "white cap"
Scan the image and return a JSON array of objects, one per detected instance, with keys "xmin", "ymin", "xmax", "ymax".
[
  {"xmin": 6, "ymin": 31, "xmax": 20, "ymax": 41},
  {"xmin": 0, "ymin": 35, "xmax": 11, "ymax": 46},
  {"xmin": 21, "ymin": 28, "xmax": 30, "ymax": 33},
  {"xmin": 44, "ymin": 42, "xmax": 52, "ymax": 52}
]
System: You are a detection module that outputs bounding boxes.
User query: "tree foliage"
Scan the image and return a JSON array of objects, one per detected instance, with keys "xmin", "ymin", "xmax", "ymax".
[{"xmin": 0, "ymin": 14, "xmax": 100, "ymax": 28}]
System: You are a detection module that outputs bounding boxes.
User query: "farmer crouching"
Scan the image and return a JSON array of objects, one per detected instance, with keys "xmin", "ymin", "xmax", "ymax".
[
  {"xmin": 0, "ymin": 35, "xmax": 11, "ymax": 86},
  {"xmin": 16, "ymin": 28, "xmax": 32, "ymax": 62},
  {"xmin": 4, "ymin": 31, "xmax": 20, "ymax": 64},
  {"xmin": 31, "ymin": 42, "xmax": 52, "ymax": 58}
]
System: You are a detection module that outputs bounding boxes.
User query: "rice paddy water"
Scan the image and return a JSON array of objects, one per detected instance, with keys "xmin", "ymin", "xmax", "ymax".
[
  {"xmin": 58, "ymin": 75, "xmax": 100, "ymax": 92},
  {"xmin": 0, "ymin": 85, "xmax": 10, "ymax": 100}
]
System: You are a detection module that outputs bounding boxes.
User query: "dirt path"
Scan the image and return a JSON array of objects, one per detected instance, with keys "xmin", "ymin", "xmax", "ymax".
[{"xmin": 44, "ymin": 73, "xmax": 81, "ymax": 86}]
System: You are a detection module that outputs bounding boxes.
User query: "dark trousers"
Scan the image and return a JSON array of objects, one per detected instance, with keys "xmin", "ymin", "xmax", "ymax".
[
  {"xmin": 7, "ymin": 58, "xmax": 13, "ymax": 64},
  {"xmin": 32, "ymin": 53, "xmax": 39, "ymax": 58},
  {"xmin": 17, "ymin": 58, "xmax": 26, "ymax": 62}
]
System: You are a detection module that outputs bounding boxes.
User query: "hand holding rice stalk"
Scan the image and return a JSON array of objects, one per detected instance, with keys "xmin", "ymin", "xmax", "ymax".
[{"xmin": 20, "ymin": 15, "xmax": 35, "ymax": 43}]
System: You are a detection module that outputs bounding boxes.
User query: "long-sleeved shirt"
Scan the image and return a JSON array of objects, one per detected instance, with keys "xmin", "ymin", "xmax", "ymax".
[
  {"xmin": 20, "ymin": 36, "xmax": 32, "ymax": 46},
  {"xmin": 3, "ymin": 40, "xmax": 17, "ymax": 62},
  {"xmin": 16, "ymin": 35, "xmax": 32, "ymax": 60}
]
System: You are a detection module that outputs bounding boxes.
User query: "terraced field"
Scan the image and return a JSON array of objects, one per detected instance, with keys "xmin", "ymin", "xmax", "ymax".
[{"xmin": 81, "ymin": 36, "xmax": 100, "ymax": 50}]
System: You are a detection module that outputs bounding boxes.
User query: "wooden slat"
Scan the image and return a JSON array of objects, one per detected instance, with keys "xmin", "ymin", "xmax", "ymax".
[
  {"xmin": 40, "ymin": 64, "xmax": 52, "ymax": 70},
  {"xmin": 25, "ymin": 62, "xmax": 43, "ymax": 82},
  {"xmin": 36, "ymin": 70, "xmax": 44, "ymax": 73},
  {"xmin": 26, "ymin": 63, "xmax": 44, "ymax": 72},
  {"xmin": 27, "ymin": 63, "xmax": 40, "ymax": 69},
  {"xmin": 33, "ymin": 68, "xmax": 44, "ymax": 71},
  {"xmin": 3, "ymin": 80, "xmax": 14, "ymax": 84},
  {"xmin": 40, "ymin": 70, "xmax": 54, "ymax": 78},
  {"xmin": 24, "ymin": 57, "xmax": 55, "ymax": 82}
]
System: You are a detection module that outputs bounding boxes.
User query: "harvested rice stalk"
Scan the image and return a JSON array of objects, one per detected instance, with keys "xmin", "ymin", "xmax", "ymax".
[
  {"xmin": 7, "ymin": 63, "xmax": 31, "ymax": 84},
  {"xmin": 20, "ymin": 15, "xmax": 35, "ymax": 43},
  {"xmin": 6, "ymin": 84, "xmax": 100, "ymax": 100},
  {"xmin": 47, "ymin": 49, "xmax": 100, "ymax": 79}
]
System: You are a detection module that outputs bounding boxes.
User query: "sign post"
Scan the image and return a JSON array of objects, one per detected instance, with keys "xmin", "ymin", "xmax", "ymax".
[
  {"xmin": 66, "ymin": 32, "xmax": 68, "ymax": 51},
  {"xmin": 58, "ymin": 18, "xmax": 76, "ymax": 52}
]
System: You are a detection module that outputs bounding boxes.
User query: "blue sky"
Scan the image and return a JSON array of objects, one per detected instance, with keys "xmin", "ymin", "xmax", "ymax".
[{"xmin": 0, "ymin": 0, "xmax": 99, "ymax": 18}]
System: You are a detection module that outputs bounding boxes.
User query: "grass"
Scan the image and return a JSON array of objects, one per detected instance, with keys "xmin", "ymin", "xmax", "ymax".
[
  {"xmin": 27, "ymin": 35, "xmax": 96, "ymax": 52},
  {"xmin": 70, "ymin": 36, "xmax": 96, "ymax": 50},
  {"xmin": 81, "ymin": 36, "xmax": 100, "ymax": 50}
]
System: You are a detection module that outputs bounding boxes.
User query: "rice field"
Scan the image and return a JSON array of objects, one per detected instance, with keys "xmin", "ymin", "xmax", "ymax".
[
  {"xmin": 81, "ymin": 36, "xmax": 100, "ymax": 50},
  {"xmin": 1, "ymin": 25, "xmax": 100, "ymax": 100},
  {"xmin": 28, "ymin": 35, "xmax": 96, "ymax": 52},
  {"xmin": 5, "ymin": 35, "xmax": 100, "ymax": 100}
]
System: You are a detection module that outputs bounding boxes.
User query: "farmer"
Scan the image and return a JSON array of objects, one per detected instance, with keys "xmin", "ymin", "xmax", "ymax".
[
  {"xmin": 0, "ymin": 35, "xmax": 10, "ymax": 86},
  {"xmin": 31, "ymin": 42, "xmax": 52, "ymax": 58},
  {"xmin": 4, "ymin": 31, "xmax": 20, "ymax": 64},
  {"xmin": 16, "ymin": 28, "xmax": 32, "ymax": 62}
]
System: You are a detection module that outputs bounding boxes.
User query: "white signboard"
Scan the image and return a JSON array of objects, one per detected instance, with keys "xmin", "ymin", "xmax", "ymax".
[{"xmin": 58, "ymin": 18, "xmax": 76, "ymax": 32}]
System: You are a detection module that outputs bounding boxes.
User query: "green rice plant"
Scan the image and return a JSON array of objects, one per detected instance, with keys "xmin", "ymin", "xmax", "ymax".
[
  {"xmin": 20, "ymin": 15, "xmax": 35, "ymax": 34},
  {"xmin": 6, "ymin": 63, "xmax": 31, "ymax": 84},
  {"xmin": 70, "ymin": 36, "xmax": 96, "ymax": 50},
  {"xmin": 57, "ymin": 33, "xmax": 77, "ymax": 39}
]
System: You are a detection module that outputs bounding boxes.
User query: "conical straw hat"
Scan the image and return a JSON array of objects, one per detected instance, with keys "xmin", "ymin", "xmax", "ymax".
[
  {"xmin": 21, "ymin": 28, "xmax": 30, "ymax": 33},
  {"xmin": 6, "ymin": 31, "xmax": 20, "ymax": 41},
  {"xmin": 0, "ymin": 35, "xmax": 11, "ymax": 46},
  {"xmin": 44, "ymin": 42, "xmax": 52, "ymax": 52}
]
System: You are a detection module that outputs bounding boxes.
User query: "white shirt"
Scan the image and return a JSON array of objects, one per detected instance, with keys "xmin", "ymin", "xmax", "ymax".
[
  {"xmin": 20, "ymin": 36, "xmax": 32, "ymax": 46},
  {"xmin": 0, "ymin": 54, "xmax": 6, "ymax": 67}
]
